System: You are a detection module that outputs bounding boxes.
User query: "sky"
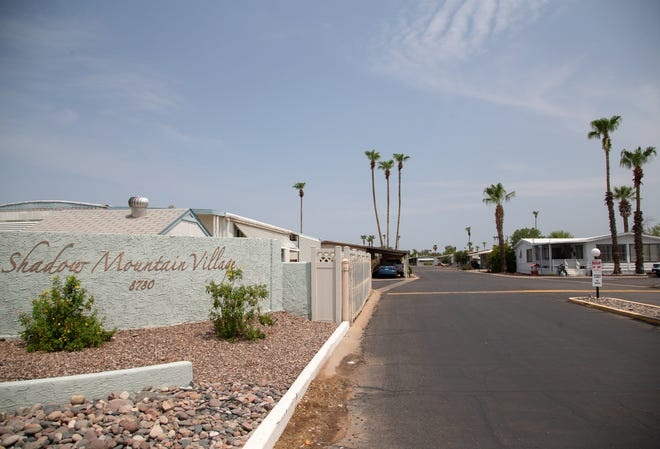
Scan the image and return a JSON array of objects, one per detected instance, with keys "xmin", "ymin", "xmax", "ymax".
[{"xmin": 1, "ymin": 0, "xmax": 659, "ymax": 253}]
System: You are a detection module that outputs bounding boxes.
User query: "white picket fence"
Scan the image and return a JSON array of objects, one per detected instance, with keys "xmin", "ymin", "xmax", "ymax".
[{"xmin": 310, "ymin": 246, "xmax": 371, "ymax": 323}]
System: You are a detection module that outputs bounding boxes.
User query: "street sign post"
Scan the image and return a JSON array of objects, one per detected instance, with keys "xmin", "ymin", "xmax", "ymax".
[{"xmin": 591, "ymin": 259, "xmax": 603, "ymax": 297}]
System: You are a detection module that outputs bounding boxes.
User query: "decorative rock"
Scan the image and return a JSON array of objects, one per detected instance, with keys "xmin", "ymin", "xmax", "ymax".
[
  {"xmin": 70, "ymin": 395, "xmax": 86, "ymax": 405},
  {"xmin": 2, "ymin": 434, "xmax": 22, "ymax": 447},
  {"xmin": 108, "ymin": 398, "xmax": 133, "ymax": 414},
  {"xmin": 131, "ymin": 434, "xmax": 146, "ymax": 448},
  {"xmin": 23, "ymin": 422, "xmax": 43, "ymax": 435},
  {"xmin": 23, "ymin": 436, "xmax": 49, "ymax": 449},
  {"xmin": 0, "ymin": 382, "xmax": 286, "ymax": 449},
  {"xmin": 149, "ymin": 423, "xmax": 164, "ymax": 439},
  {"xmin": 47, "ymin": 410, "xmax": 63, "ymax": 421},
  {"xmin": 121, "ymin": 418, "xmax": 139, "ymax": 433}
]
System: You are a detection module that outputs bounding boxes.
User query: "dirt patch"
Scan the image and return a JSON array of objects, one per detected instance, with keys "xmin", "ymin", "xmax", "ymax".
[
  {"xmin": 275, "ymin": 288, "xmax": 385, "ymax": 448},
  {"xmin": 274, "ymin": 355, "xmax": 362, "ymax": 448}
]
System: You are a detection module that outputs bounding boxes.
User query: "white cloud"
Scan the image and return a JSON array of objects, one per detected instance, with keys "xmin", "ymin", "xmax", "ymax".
[
  {"xmin": 0, "ymin": 16, "xmax": 96, "ymax": 51},
  {"xmin": 510, "ymin": 177, "xmax": 603, "ymax": 197},
  {"xmin": 1, "ymin": 14, "xmax": 180, "ymax": 116},
  {"xmin": 370, "ymin": 0, "xmax": 605, "ymax": 120},
  {"xmin": 78, "ymin": 67, "xmax": 180, "ymax": 114},
  {"xmin": 53, "ymin": 108, "xmax": 79, "ymax": 125}
]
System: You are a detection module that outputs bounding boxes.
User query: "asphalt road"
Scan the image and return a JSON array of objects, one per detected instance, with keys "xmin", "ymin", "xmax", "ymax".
[{"xmin": 336, "ymin": 268, "xmax": 660, "ymax": 449}]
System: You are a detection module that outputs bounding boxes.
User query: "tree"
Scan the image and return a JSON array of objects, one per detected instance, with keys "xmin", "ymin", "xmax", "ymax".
[
  {"xmin": 360, "ymin": 234, "xmax": 367, "ymax": 245},
  {"xmin": 365, "ymin": 150, "xmax": 384, "ymax": 247},
  {"xmin": 367, "ymin": 235, "xmax": 375, "ymax": 246},
  {"xmin": 613, "ymin": 185, "xmax": 634, "ymax": 233},
  {"xmin": 455, "ymin": 250, "xmax": 469, "ymax": 267},
  {"xmin": 292, "ymin": 182, "xmax": 306, "ymax": 234},
  {"xmin": 646, "ymin": 224, "xmax": 660, "ymax": 237},
  {"xmin": 465, "ymin": 226, "xmax": 472, "ymax": 251},
  {"xmin": 483, "ymin": 182, "xmax": 515, "ymax": 273},
  {"xmin": 588, "ymin": 115, "xmax": 622, "ymax": 274},
  {"xmin": 378, "ymin": 159, "xmax": 395, "ymax": 247},
  {"xmin": 620, "ymin": 146, "xmax": 657, "ymax": 274},
  {"xmin": 488, "ymin": 245, "xmax": 516, "ymax": 273},
  {"xmin": 510, "ymin": 227, "xmax": 543, "ymax": 247},
  {"xmin": 547, "ymin": 230, "xmax": 574, "ymax": 238},
  {"xmin": 393, "ymin": 153, "xmax": 410, "ymax": 249}
]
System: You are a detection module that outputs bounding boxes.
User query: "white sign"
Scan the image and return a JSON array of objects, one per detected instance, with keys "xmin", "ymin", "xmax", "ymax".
[
  {"xmin": 592, "ymin": 272, "xmax": 603, "ymax": 287},
  {"xmin": 592, "ymin": 259, "xmax": 603, "ymax": 287}
]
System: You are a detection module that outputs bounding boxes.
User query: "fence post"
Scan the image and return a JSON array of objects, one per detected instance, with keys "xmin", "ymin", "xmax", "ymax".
[{"xmin": 341, "ymin": 258, "xmax": 351, "ymax": 323}]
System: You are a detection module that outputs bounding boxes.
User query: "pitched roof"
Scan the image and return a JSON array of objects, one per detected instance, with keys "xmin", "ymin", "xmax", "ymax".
[
  {"xmin": 0, "ymin": 200, "xmax": 109, "ymax": 210},
  {"xmin": 27, "ymin": 208, "xmax": 194, "ymax": 235}
]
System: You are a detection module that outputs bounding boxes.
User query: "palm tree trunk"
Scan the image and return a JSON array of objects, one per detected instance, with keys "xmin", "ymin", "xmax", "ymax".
[
  {"xmin": 496, "ymin": 205, "xmax": 506, "ymax": 272},
  {"xmin": 604, "ymin": 153, "xmax": 621, "ymax": 274},
  {"xmin": 299, "ymin": 195, "xmax": 303, "ymax": 234},
  {"xmin": 386, "ymin": 176, "xmax": 391, "ymax": 248},
  {"xmin": 633, "ymin": 169, "xmax": 644, "ymax": 274},
  {"xmin": 371, "ymin": 167, "xmax": 383, "ymax": 247},
  {"xmin": 633, "ymin": 210, "xmax": 644, "ymax": 274},
  {"xmin": 395, "ymin": 169, "xmax": 402, "ymax": 249}
]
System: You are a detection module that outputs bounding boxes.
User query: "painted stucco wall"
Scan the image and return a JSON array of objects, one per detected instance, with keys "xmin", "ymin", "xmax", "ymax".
[
  {"xmin": 282, "ymin": 262, "xmax": 311, "ymax": 319},
  {"xmin": 0, "ymin": 232, "xmax": 286, "ymax": 337}
]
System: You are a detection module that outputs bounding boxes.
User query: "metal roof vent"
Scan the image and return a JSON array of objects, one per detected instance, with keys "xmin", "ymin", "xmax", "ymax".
[{"xmin": 128, "ymin": 196, "xmax": 148, "ymax": 218}]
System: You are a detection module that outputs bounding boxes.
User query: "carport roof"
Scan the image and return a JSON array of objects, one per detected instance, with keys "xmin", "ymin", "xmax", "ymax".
[{"xmin": 321, "ymin": 240, "xmax": 408, "ymax": 259}]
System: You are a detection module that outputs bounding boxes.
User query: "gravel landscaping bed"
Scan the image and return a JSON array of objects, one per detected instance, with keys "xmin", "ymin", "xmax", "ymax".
[
  {"xmin": 0, "ymin": 312, "xmax": 337, "ymax": 448},
  {"xmin": 570, "ymin": 296, "xmax": 660, "ymax": 320}
]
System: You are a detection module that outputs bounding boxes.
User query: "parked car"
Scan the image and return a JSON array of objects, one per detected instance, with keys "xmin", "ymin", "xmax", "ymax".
[
  {"xmin": 373, "ymin": 264, "xmax": 398, "ymax": 278},
  {"xmin": 652, "ymin": 262, "xmax": 660, "ymax": 277},
  {"xmin": 384, "ymin": 259, "xmax": 405, "ymax": 277}
]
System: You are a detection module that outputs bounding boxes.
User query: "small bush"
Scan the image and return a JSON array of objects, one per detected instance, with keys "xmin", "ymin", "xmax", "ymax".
[
  {"xmin": 19, "ymin": 275, "xmax": 115, "ymax": 352},
  {"xmin": 206, "ymin": 268, "xmax": 271, "ymax": 342},
  {"xmin": 487, "ymin": 245, "xmax": 517, "ymax": 273}
]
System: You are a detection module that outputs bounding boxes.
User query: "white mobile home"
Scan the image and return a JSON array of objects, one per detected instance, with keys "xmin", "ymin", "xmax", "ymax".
[{"xmin": 514, "ymin": 233, "xmax": 660, "ymax": 275}]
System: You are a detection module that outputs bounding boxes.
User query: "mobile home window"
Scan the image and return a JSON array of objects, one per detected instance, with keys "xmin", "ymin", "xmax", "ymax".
[
  {"xmin": 596, "ymin": 244, "xmax": 626, "ymax": 262},
  {"xmin": 643, "ymin": 243, "xmax": 660, "ymax": 261}
]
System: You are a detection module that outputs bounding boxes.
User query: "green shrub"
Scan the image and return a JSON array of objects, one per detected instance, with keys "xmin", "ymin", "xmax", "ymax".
[
  {"xmin": 487, "ymin": 245, "xmax": 517, "ymax": 273},
  {"xmin": 206, "ymin": 268, "xmax": 271, "ymax": 342},
  {"xmin": 19, "ymin": 276, "xmax": 115, "ymax": 352}
]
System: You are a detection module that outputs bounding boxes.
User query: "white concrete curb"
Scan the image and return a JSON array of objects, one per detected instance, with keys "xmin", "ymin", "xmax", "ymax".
[
  {"xmin": 0, "ymin": 361, "xmax": 193, "ymax": 413},
  {"xmin": 243, "ymin": 321, "xmax": 350, "ymax": 449}
]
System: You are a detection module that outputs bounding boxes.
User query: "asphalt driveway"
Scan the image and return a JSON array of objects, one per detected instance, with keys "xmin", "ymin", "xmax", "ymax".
[{"xmin": 336, "ymin": 267, "xmax": 660, "ymax": 449}]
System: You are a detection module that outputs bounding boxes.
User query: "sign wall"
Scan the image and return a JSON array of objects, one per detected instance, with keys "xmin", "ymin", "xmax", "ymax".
[{"xmin": 0, "ymin": 232, "xmax": 284, "ymax": 336}]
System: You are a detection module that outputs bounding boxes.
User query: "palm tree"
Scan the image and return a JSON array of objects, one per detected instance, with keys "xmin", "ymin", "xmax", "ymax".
[
  {"xmin": 483, "ymin": 183, "xmax": 515, "ymax": 272},
  {"xmin": 292, "ymin": 182, "xmax": 306, "ymax": 234},
  {"xmin": 548, "ymin": 230, "xmax": 573, "ymax": 238},
  {"xmin": 465, "ymin": 226, "xmax": 472, "ymax": 251},
  {"xmin": 393, "ymin": 153, "xmax": 410, "ymax": 250},
  {"xmin": 365, "ymin": 150, "xmax": 384, "ymax": 247},
  {"xmin": 360, "ymin": 234, "xmax": 367, "ymax": 245},
  {"xmin": 378, "ymin": 159, "xmax": 394, "ymax": 247},
  {"xmin": 620, "ymin": 146, "xmax": 657, "ymax": 274},
  {"xmin": 588, "ymin": 115, "xmax": 622, "ymax": 274},
  {"xmin": 613, "ymin": 185, "xmax": 634, "ymax": 233},
  {"xmin": 533, "ymin": 210, "xmax": 539, "ymax": 229},
  {"xmin": 367, "ymin": 235, "xmax": 375, "ymax": 246}
]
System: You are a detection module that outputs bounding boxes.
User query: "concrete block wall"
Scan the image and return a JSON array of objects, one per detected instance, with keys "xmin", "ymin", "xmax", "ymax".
[{"xmin": 0, "ymin": 232, "xmax": 294, "ymax": 337}]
